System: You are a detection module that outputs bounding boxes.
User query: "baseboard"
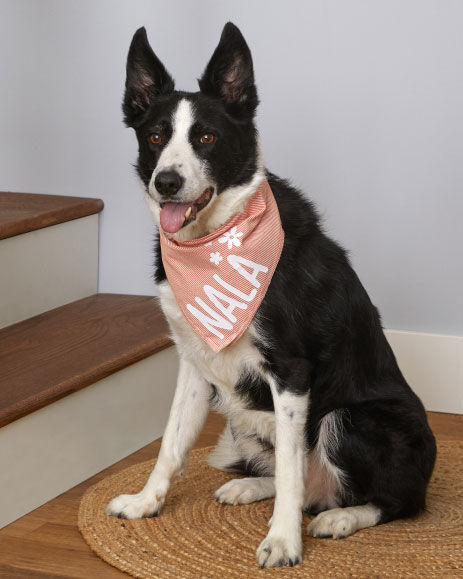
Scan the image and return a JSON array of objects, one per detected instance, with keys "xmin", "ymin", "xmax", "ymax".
[
  {"xmin": 0, "ymin": 347, "xmax": 178, "ymax": 529},
  {"xmin": 385, "ymin": 330, "xmax": 463, "ymax": 414}
]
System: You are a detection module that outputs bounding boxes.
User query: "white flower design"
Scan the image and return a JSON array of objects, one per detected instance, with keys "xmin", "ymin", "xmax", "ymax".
[
  {"xmin": 209, "ymin": 251, "xmax": 223, "ymax": 265},
  {"xmin": 204, "ymin": 241, "xmax": 213, "ymax": 247},
  {"xmin": 218, "ymin": 226, "xmax": 243, "ymax": 250}
]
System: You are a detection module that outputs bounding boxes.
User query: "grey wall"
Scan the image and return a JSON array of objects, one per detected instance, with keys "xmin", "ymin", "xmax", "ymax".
[{"xmin": 1, "ymin": 0, "xmax": 462, "ymax": 334}]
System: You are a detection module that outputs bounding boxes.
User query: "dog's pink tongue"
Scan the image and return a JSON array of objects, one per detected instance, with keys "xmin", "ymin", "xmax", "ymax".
[{"xmin": 160, "ymin": 202, "xmax": 191, "ymax": 233}]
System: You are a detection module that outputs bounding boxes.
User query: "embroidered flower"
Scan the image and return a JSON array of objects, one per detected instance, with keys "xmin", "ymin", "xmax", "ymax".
[
  {"xmin": 204, "ymin": 241, "xmax": 213, "ymax": 247},
  {"xmin": 218, "ymin": 226, "xmax": 243, "ymax": 249},
  {"xmin": 209, "ymin": 251, "xmax": 223, "ymax": 265}
]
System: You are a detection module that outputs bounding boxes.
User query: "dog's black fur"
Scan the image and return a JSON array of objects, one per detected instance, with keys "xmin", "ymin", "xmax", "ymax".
[{"xmin": 124, "ymin": 22, "xmax": 436, "ymax": 529}]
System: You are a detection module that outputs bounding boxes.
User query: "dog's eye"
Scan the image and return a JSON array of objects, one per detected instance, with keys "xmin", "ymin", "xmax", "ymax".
[
  {"xmin": 150, "ymin": 133, "xmax": 162, "ymax": 145},
  {"xmin": 200, "ymin": 133, "xmax": 215, "ymax": 145}
]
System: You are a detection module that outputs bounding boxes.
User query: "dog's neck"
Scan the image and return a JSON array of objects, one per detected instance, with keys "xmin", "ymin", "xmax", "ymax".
[{"xmin": 145, "ymin": 145, "xmax": 266, "ymax": 243}]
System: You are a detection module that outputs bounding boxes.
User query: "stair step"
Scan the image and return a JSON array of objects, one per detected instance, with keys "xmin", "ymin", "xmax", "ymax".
[
  {"xmin": 0, "ymin": 294, "xmax": 172, "ymax": 428},
  {"xmin": 0, "ymin": 192, "xmax": 103, "ymax": 240}
]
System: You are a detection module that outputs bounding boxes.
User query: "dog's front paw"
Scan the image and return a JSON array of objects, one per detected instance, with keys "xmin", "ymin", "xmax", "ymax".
[
  {"xmin": 105, "ymin": 491, "xmax": 164, "ymax": 519},
  {"xmin": 256, "ymin": 534, "xmax": 302, "ymax": 568}
]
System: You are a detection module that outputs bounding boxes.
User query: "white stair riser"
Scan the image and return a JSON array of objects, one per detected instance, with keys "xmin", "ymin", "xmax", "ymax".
[
  {"xmin": 0, "ymin": 214, "xmax": 98, "ymax": 328},
  {"xmin": 0, "ymin": 347, "xmax": 178, "ymax": 529}
]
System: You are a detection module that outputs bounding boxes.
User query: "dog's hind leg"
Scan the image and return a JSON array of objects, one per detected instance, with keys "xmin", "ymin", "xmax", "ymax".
[
  {"xmin": 207, "ymin": 421, "xmax": 243, "ymax": 471},
  {"xmin": 210, "ymin": 419, "xmax": 276, "ymax": 505},
  {"xmin": 208, "ymin": 416, "xmax": 276, "ymax": 475},
  {"xmin": 307, "ymin": 503, "xmax": 381, "ymax": 539}
]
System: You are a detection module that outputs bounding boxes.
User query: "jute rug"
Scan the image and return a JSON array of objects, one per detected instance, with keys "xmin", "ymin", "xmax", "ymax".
[{"xmin": 78, "ymin": 441, "xmax": 463, "ymax": 578}]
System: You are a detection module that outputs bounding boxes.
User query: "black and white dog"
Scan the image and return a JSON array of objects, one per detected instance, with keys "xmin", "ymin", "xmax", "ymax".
[{"xmin": 106, "ymin": 23, "xmax": 437, "ymax": 568}]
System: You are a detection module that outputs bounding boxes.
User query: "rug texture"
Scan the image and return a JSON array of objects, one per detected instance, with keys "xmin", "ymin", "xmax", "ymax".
[{"xmin": 78, "ymin": 441, "xmax": 463, "ymax": 578}]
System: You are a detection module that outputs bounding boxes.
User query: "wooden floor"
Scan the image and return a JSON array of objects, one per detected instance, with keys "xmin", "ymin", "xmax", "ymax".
[{"xmin": 0, "ymin": 411, "xmax": 461, "ymax": 578}]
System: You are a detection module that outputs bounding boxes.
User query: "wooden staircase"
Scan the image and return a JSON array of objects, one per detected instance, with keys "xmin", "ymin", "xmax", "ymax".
[{"xmin": 0, "ymin": 192, "xmax": 176, "ymax": 528}]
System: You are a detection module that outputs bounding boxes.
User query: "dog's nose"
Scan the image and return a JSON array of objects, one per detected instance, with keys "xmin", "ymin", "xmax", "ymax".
[{"xmin": 154, "ymin": 170, "xmax": 184, "ymax": 197}]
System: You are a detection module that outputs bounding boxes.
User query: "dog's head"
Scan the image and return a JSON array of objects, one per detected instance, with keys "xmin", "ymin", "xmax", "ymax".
[{"xmin": 124, "ymin": 23, "xmax": 263, "ymax": 241}]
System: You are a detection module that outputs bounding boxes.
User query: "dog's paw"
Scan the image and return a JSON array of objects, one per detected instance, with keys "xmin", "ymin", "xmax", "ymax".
[
  {"xmin": 215, "ymin": 478, "xmax": 274, "ymax": 505},
  {"xmin": 307, "ymin": 508, "xmax": 358, "ymax": 539},
  {"xmin": 105, "ymin": 491, "xmax": 164, "ymax": 520},
  {"xmin": 256, "ymin": 535, "xmax": 302, "ymax": 568}
]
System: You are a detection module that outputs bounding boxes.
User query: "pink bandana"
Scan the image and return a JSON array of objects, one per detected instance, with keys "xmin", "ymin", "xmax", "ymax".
[{"xmin": 159, "ymin": 179, "xmax": 284, "ymax": 352}]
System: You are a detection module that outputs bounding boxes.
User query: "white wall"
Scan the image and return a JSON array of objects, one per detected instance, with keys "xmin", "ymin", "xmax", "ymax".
[{"xmin": 1, "ymin": 0, "xmax": 462, "ymax": 335}]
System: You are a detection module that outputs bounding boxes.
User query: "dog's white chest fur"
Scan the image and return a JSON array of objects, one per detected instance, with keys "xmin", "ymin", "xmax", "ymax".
[
  {"xmin": 158, "ymin": 280, "xmax": 276, "ymax": 443},
  {"xmin": 158, "ymin": 280, "xmax": 262, "ymax": 388}
]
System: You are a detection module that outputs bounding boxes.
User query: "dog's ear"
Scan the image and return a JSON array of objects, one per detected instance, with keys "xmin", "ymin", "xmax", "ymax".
[
  {"xmin": 198, "ymin": 22, "xmax": 258, "ymax": 118},
  {"xmin": 123, "ymin": 27, "xmax": 175, "ymax": 127}
]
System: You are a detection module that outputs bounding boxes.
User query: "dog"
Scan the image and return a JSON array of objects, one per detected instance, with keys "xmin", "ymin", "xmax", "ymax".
[{"xmin": 106, "ymin": 22, "xmax": 437, "ymax": 568}]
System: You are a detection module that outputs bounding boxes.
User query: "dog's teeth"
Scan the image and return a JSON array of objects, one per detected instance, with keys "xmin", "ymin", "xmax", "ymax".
[{"xmin": 185, "ymin": 207, "xmax": 192, "ymax": 219}]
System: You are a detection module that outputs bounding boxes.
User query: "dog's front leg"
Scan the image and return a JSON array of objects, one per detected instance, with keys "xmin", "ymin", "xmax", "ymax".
[
  {"xmin": 256, "ymin": 373, "xmax": 309, "ymax": 568},
  {"xmin": 106, "ymin": 357, "xmax": 210, "ymax": 519}
]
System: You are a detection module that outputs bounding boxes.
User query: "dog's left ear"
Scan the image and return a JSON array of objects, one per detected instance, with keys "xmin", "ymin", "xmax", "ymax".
[{"xmin": 198, "ymin": 22, "xmax": 258, "ymax": 118}]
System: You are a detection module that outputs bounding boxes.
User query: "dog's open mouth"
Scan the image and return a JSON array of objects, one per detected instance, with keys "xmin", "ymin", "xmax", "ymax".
[{"xmin": 159, "ymin": 187, "xmax": 214, "ymax": 234}]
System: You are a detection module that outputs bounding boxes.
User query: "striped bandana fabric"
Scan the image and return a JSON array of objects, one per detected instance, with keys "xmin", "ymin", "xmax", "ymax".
[{"xmin": 159, "ymin": 179, "xmax": 284, "ymax": 352}]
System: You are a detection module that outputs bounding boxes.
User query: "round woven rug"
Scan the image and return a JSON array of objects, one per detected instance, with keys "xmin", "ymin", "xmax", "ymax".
[{"xmin": 78, "ymin": 441, "xmax": 463, "ymax": 578}]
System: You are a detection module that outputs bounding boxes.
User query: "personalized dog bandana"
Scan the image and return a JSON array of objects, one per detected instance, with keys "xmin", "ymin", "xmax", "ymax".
[{"xmin": 159, "ymin": 179, "xmax": 284, "ymax": 352}]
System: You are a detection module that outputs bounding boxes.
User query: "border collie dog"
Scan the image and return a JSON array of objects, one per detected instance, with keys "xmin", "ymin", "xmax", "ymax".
[{"xmin": 107, "ymin": 23, "xmax": 436, "ymax": 568}]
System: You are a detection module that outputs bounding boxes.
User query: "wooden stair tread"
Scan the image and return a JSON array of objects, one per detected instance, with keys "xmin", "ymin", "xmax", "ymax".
[
  {"xmin": 0, "ymin": 294, "xmax": 173, "ymax": 428},
  {"xmin": 0, "ymin": 192, "xmax": 104, "ymax": 240}
]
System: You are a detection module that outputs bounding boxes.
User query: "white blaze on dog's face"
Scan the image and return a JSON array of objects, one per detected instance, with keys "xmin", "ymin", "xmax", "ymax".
[
  {"xmin": 147, "ymin": 98, "xmax": 217, "ymax": 237},
  {"xmin": 150, "ymin": 99, "xmax": 211, "ymax": 200},
  {"xmin": 123, "ymin": 25, "xmax": 263, "ymax": 241}
]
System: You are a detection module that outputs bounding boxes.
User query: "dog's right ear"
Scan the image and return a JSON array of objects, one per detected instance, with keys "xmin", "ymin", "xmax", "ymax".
[{"xmin": 123, "ymin": 27, "xmax": 175, "ymax": 127}]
